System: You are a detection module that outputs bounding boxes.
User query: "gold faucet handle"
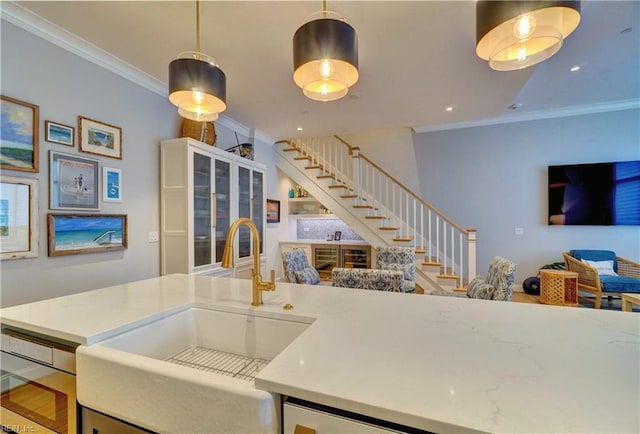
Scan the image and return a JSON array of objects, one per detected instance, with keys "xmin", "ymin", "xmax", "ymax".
[{"xmin": 267, "ymin": 269, "xmax": 276, "ymax": 290}]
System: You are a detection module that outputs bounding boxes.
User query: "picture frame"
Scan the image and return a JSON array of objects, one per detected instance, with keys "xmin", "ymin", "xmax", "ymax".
[
  {"xmin": 78, "ymin": 115, "xmax": 122, "ymax": 159},
  {"xmin": 102, "ymin": 167, "xmax": 122, "ymax": 202},
  {"xmin": 0, "ymin": 175, "xmax": 39, "ymax": 260},
  {"xmin": 334, "ymin": 231, "xmax": 342, "ymax": 241},
  {"xmin": 1, "ymin": 95, "xmax": 39, "ymax": 173},
  {"xmin": 47, "ymin": 213, "xmax": 128, "ymax": 257},
  {"xmin": 50, "ymin": 150, "xmax": 100, "ymax": 210},
  {"xmin": 45, "ymin": 120, "xmax": 74, "ymax": 147},
  {"xmin": 266, "ymin": 199, "xmax": 280, "ymax": 223}
]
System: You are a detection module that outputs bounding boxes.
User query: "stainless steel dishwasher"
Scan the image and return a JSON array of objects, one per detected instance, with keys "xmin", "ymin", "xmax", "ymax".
[{"xmin": 1, "ymin": 327, "xmax": 77, "ymax": 434}]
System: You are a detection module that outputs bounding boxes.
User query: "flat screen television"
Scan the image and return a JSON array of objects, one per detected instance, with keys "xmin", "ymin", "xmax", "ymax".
[{"xmin": 548, "ymin": 160, "xmax": 640, "ymax": 226}]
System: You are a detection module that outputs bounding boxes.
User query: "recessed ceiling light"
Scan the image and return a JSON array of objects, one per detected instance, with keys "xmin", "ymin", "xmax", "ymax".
[
  {"xmin": 570, "ymin": 65, "xmax": 581, "ymax": 72},
  {"xmin": 445, "ymin": 106, "xmax": 454, "ymax": 112},
  {"xmin": 297, "ymin": 127, "xmax": 303, "ymax": 131}
]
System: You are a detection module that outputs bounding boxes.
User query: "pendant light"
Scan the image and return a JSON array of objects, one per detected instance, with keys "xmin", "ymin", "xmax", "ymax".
[
  {"xmin": 169, "ymin": 0, "xmax": 226, "ymax": 121},
  {"xmin": 476, "ymin": 1, "xmax": 581, "ymax": 71},
  {"xmin": 293, "ymin": 1, "xmax": 359, "ymax": 102}
]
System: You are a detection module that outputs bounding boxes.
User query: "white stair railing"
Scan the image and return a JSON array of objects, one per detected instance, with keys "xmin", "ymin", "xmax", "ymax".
[{"xmin": 276, "ymin": 136, "xmax": 477, "ymax": 287}]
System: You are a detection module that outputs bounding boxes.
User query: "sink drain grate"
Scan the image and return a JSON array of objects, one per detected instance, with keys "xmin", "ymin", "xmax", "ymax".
[{"xmin": 166, "ymin": 346, "xmax": 270, "ymax": 381}]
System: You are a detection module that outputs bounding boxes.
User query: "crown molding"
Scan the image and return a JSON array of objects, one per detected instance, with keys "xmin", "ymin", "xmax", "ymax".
[
  {"xmin": 414, "ymin": 99, "xmax": 640, "ymax": 133},
  {"xmin": 1, "ymin": 2, "xmax": 276, "ymax": 146}
]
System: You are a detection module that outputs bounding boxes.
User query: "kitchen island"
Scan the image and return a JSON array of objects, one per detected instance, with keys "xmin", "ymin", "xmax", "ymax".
[{"xmin": 1, "ymin": 274, "xmax": 638, "ymax": 433}]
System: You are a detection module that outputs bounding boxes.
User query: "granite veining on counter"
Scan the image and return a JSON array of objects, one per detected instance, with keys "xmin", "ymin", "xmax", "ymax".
[{"xmin": 1, "ymin": 274, "xmax": 638, "ymax": 433}]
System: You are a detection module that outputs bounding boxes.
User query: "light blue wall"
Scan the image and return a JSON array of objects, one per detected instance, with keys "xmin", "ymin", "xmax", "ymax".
[{"xmin": 414, "ymin": 109, "xmax": 640, "ymax": 284}]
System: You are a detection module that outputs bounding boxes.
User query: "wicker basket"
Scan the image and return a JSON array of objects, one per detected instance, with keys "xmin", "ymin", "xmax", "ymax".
[
  {"xmin": 540, "ymin": 269, "xmax": 579, "ymax": 306},
  {"xmin": 181, "ymin": 119, "xmax": 216, "ymax": 146}
]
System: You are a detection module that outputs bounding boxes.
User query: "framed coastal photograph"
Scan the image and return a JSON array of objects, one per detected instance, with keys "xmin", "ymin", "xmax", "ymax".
[
  {"xmin": 0, "ymin": 175, "xmax": 39, "ymax": 260},
  {"xmin": 47, "ymin": 213, "xmax": 127, "ymax": 257},
  {"xmin": 45, "ymin": 120, "xmax": 74, "ymax": 147},
  {"xmin": 266, "ymin": 199, "xmax": 280, "ymax": 223},
  {"xmin": 0, "ymin": 95, "xmax": 39, "ymax": 173},
  {"xmin": 49, "ymin": 150, "xmax": 100, "ymax": 210},
  {"xmin": 102, "ymin": 167, "xmax": 122, "ymax": 202},
  {"xmin": 78, "ymin": 116, "xmax": 122, "ymax": 159}
]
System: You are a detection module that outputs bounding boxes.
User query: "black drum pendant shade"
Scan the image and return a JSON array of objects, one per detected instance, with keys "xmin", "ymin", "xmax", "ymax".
[
  {"xmin": 293, "ymin": 15, "xmax": 359, "ymax": 102},
  {"xmin": 169, "ymin": 54, "xmax": 226, "ymax": 122},
  {"xmin": 476, "ymin": 1, "xmax": 581, "ymax": 71},
  {"xmin": 168, "ymin": 0, "xmax": 227, "ymax": 121}
]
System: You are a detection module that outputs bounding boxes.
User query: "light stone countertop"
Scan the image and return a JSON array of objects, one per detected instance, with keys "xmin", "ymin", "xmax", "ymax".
[{"xmin": 1, "ymin": 274, "xmax": 638, "ymax": 433}]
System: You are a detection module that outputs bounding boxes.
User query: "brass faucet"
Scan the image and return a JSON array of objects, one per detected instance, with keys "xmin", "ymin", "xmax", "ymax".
[{"xmin": 221, "ymin": 217, "xmax": 275, "ymax": 306}]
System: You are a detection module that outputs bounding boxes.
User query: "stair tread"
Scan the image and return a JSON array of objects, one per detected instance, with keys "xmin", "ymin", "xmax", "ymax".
[
  {"xmin": 438, "ymin": 274, "xmax": 459, "ymax": 279},
  {"xmin": 283, "ymin": 148, "xmax": 299, "ymax": 153},
  {"xmin": 365, "ymin": 215, "xmax": 386, "ymax": 219},
  {"xmin": 328, "ymin": 185, "xmax": 349, "ymax": 189},
  {"xmin": 392, "ymin": 238, "xmax": 412, "ymax": 242},
  {"xmin": 422, "ymin": 261, "xmax": 442, "ymax": 266},
  {"xmin": 317, "ymin": 174, "xmax": 335, "ymax": 179},
  {"xmin": 305, "ymin": 165, "xmax": 323, "ymax": 170},
  {"xmin": 340, "ymin": 195, "xmax": 358, "ymax": 199},
  {"xmin": 294, "ymin": 156, "xmax": 312, "ymax": 160},
  {"xmin": 415, "ymin": 249, "xmax": 426, "ymax": 254},
  {"xmin": 353, "ymin": 205, "xmax": 375, "ymax": 209},
  {"xmin": 379, "ymin": 226, "xmax": 399, "ymax": 230}
]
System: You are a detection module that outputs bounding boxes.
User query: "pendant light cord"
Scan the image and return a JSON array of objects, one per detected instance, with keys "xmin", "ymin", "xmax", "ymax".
[
  {"xmin": 322, "ymin": 0, "xmax": 327, "ymax": 18},
  {"xmin": 195, "ymin": 0, "xmax": 201, "ymax": 60}
]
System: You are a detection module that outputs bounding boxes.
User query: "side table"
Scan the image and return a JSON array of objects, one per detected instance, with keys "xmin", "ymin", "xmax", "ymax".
[
  {"xmin": 540, "ymin": 269, "xmax": 579, "ymax": 306},
  {"xmin": 621, "ymin": 293, "xmax": 640, "ymax": 312}
]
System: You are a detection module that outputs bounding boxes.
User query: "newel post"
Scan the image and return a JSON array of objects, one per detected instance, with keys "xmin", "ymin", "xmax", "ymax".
[
  {"xmin": 467, "ymin": 228, "xmax": 477, "ymax": 283},
  {"xmin": 351, "ymin": 147, "xmax": 361, "ymax": 202}
]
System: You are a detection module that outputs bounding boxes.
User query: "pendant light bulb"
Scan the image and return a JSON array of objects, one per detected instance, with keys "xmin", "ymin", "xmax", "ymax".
[
  {"xmin": 514, "ymin": 14, "xmax": 536, "ymax": 39},
  {"xmin": 320, "ymin": 59, "xmax": 333, "ymax": 78}
]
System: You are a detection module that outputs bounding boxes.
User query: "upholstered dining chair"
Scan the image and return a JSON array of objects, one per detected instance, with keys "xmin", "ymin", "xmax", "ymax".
[
  {"xmin": 376, "ymin": 246, "xmax": 416, "ymax": 293},
  {"xmin": 281, "ymin": 249, "xmax": 320, "ymax": 285}
]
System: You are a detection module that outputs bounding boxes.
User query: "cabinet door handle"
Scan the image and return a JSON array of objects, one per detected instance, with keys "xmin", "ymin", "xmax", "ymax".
[
  {"xmin": 211, "ymin": 193, "xmax": 217, "ymax": 227},
  {"xmin": 294, "ymin": 425, "xmax": 316, "ymax": 434}
]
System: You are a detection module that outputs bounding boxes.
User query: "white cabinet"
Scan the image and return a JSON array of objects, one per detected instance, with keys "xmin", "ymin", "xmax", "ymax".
[
  {"xmin": 284, "ymin": 400, "xmax": 403, "ymax": 434},
  {"xmin": 160, "ymin": 138, "xmax": 265, "ymax": 277}
]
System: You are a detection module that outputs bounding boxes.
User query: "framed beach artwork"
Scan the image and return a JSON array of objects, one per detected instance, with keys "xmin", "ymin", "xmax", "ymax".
[
  {"xmin": 49, "ymin": 150, "xmax": 100, "ymax": 210},
  {"xmin": 47, "ymin": 213, "xmax": 128, "ymax": 257},
  {"xmin": 0, "ymin": 95, "xmax": 39, "ymax": 173},
  {"xmin": 0, "ymin": 176, "xmax": 39, "ymax": 260},
  {"xmin": 78, "ymin": 116, "xmax": 122, "ymax": 159},
  {"xmin": 266, "ymin": 199, "xmax": 280, "ymax": 223},
  {"xmin": 45, "ymin": 120, "xmax": 74, "ymax": 147},
  {"xmin": 102, "ymin": 167, "xmax": 122, "ymax": 202}
]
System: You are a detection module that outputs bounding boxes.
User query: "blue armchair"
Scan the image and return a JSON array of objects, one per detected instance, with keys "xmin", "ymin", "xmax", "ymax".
[{"xmin": 563, "ymin": 250, "xmax": 640, "ymax": 309}]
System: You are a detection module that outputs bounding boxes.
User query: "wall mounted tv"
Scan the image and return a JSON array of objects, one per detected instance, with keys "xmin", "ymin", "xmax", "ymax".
[{"xmin": 548, "ymin": 160, "xmax": 640, "ymax": 226}]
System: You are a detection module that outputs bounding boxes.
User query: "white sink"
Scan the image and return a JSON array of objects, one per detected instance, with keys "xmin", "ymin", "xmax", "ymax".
[{"xmin": 76, "ymin": 307, "xmax": 312, "ymax": 434}]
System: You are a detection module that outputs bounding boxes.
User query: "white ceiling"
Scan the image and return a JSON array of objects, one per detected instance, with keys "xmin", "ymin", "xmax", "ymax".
[{"xmin": 8, "ymin": 1, "xmax": 640, "ymax": 140}]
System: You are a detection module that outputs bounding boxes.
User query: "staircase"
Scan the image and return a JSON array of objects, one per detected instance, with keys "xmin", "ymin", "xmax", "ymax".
[{"xmin": 274, "ymin": 135, "xmax": 477, "ymax": 293}]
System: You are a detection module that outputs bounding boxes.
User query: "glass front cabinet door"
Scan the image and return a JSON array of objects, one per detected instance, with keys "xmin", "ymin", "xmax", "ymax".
[
  {"xmin": 192, "ymin": 150, "xmax": 213, "ymax": 267},
  {"xmin": 160, "ymin": 138, "xmax": 265, "ymax": 276},
  {"xmin": 234, "ymin": 163, "xmax": 265, "ymax": 278}
]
